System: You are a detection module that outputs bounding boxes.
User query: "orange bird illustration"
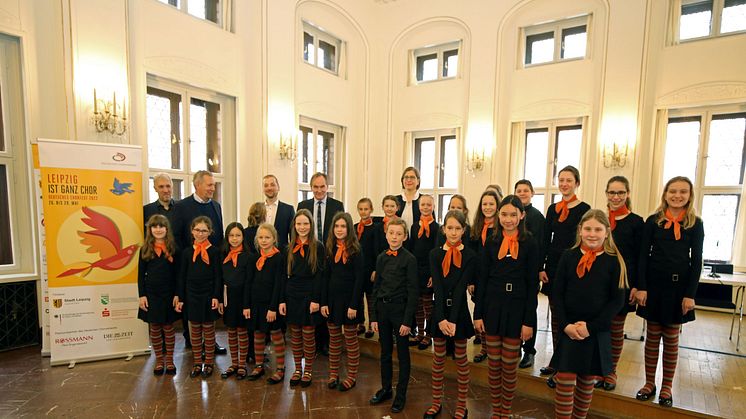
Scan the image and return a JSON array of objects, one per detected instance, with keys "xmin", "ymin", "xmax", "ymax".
[{"xmin": 57, "ymin": 207, "xmax": 140, "ymax": 278}]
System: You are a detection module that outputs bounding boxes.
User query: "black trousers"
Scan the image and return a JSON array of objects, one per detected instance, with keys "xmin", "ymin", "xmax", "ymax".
[{"xmin": 377, "ymin": 301, "xmax": 411, "ymax": 396}]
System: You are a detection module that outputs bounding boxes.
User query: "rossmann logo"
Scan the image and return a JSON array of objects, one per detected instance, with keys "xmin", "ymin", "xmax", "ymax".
[{"xmin": 55, "ymin": 335, "xmax": 94, "ymax": 344}]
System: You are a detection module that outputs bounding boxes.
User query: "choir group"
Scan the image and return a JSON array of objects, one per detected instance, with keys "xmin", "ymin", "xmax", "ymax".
[{"xmin": 138, "ymin": 166, "xmax": 704, "ymax": 419}]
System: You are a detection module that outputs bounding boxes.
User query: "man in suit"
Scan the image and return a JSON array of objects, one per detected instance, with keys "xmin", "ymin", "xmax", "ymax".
[
  {"xmin": 173, "ymin": 170, "xmax": 226, "ymax": 354},
  {"xmin": 297, "ymin": 172, "xmax": 344, "ymax": 243},
  {"xmin": 297, "ymin": 172, "xmax": 344, "ymax": 356},
  {"xmin": 262, "ymin": 174, "xmax": 294, "ymax": 250},
  {"xmin": 143, "ymin": 172, "xmax": 178, "ymax": 232}
]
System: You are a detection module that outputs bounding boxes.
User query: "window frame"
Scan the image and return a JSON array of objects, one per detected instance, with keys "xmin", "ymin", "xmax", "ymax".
[
  {"xmin": 155, "ymin": 0, "xmax": 231, "ymax": 30},
  {"xmin": 411, "ymin": 41, "xmax": 462, "ymax": 85},
  {"xmin": 302, "ymin": 21, "xmax": 343, "ymax": 76},
  {"xmin": 522, "ymin": 15, "xmax": 590, "ymax": 68},
  {"xmin": 296, "ymin": 116, "xmax": 345, "ymax": 203},
  {"xmin": 673, "ymin": 0, "xmax": 746, "ymax": 43},
  {"xmin": 410, "ymin": 128, "xmax": 460, "ymax": 222}
]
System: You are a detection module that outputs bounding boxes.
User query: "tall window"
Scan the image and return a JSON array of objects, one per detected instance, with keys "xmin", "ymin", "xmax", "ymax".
[
  {"xmin": 677, "ymin": 0, "xmax": 746, "ymax": 42},
  {"xmin": 661, "ymin": 107, "xmax": 746, "ymax": 262},
  {"xmin": 521, "ymin": 119, "xmax": 584, "ymax": 214},
  {"xmin": 523, "ymin": 15, "xmax": 589, "ymax": 66},
  {"xmin": 412, "ymin": 129, "xmax": 459, "ymax": 221},
  {"xmin": 146, "ymin": 77, "xmax": 234, "ymax": 209},
  {"xmin": 412, "ymin": 41, "xmax": 460, "ymax": 84},
  {"xmin": 156, "ymin": 0, "xmax": 228, "ymax": 28},
  {"xmin": 303, "ymin": 22, "xmax": 342, "ymax": 75},
  {"xmin": 297, "ymin": 117, "xmax": 344, "ymax": 202}
]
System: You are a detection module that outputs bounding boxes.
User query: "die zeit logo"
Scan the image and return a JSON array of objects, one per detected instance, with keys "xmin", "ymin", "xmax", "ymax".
[
  {"xmin": 104, "ymin": 331, "xmax": 134, "ymax": 339},
  {"xmin": 112, "ymin": 152, "xmax": 126, "ymax": 162},
  {"xmin": 55, "ymin": 335, "xmax": 94, "ymax": 344}
]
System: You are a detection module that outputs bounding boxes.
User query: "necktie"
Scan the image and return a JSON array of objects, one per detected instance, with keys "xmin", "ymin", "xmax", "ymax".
[{"xmin": 317, "ymin": 201, "xmax": 323, "ymax": 241}]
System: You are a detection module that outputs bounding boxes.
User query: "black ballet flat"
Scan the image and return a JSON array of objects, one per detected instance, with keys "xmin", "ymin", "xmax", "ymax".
[
  {"xmin": 266, "ymin": 368, "xmax": 285, "ymax": 385},
  {"xmin": 658, "ymin": 395, "xmax": 673, "ymax": 407},
  {"xmin": 153, "ymin": 365, "xmax": 165, "ymax": 376},
  {"xmin": 364, "ymin": 331, "xmax": 375, "ymax": 339},
  {"xmin": 603, "ymin": 381, "xmax": 616, "ymax": 391},
  {"xmin": 221, "ymin": 365, "xmax": 237, "ymax": 379},
  {"xmin": 546, "ymin": 375, "xmax": 556, "ymax": 389},
  {"xmin": 473, "ymin": 352, "xmax": 487, "ymax": 363},
  {"xmin": 189, "ymin": 364, "xmax": 202, "ymax": 378},
  {"xmin": 539, "ymin": 366, "xmax": 555, "ymax": 375},
  {"xmin": 300, "ymin": 371, "xmax": 313, "ymax": 388},
  {"xmin": 635, "ymin": 385, "xmax": 657, "ymax": 402},
  {"xmin": 339, "ymin": 380, "xmax": 356, "ymax": 392},
  {"xmin": 289, "ymin": 372, "xmax": 302, "ymax": 387},
  {"xmin": 594, "ymin": 380, "xmax": 604, "ymax": 389},
  {"xmin": 327, "ymin": 377, "xmax": 339, "ymax": 389},
  {"xmin": 165, "ymin": 365, "xmax": 177, "ymax": 375},
  {"xmin": 417, "ymin": 339, "xmax": 432, "ymax": 350},
  {"xmin": 423, "ymin": 405, "xmax": 441, "ymax": 418}
]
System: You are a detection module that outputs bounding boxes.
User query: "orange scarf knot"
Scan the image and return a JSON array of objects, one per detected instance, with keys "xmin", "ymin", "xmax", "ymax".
[
  {"xmin": 335, "ymin": 240, "xmax": 348, "ymax": 264},
  {"xmin": 608, "ymin": 205, "xmax": 630, "ymax": 231},
  {"xmin": 192, "ymin": 240, "xmax": 211, "ymax": 264},
  {"xmin": 481, "ymin": 219, "xmax": 494, "ymax": 245},
  {"xmin": 256, "ymin": 247, "xmax": 280, "ymax": 271},
  {"xmin": 555, "ymin": 195, "xmax": 578, "ymax": 223},
  {"xmin": 576, "ymin": 245, "xmax": 600, "ymax": 278},
  {"xmin": 418, "ymin": 215, "xmax": 434, "ymax": 238},
  {"xmin": 356, "ymin": 218, "xmax": 373, "ymax": 240},
  {"xmin": 292, "ymin": 238, "xmax": 306, "ymax": 257},
  {"xmin": 664, "ymin": 209, "xmax": 684, "ymax": 241},
  {"xmin": 498, "ymin": 231, "xmax": 519, "ymax": 260},
  {"xmin": 223, "ymin": 246, "xmax": 243, "ymax": 267},
  {"xmin": 154, "ymin": 242, "xmax": 173, "ymax": 262},
  {"xmin": 441, "ymin": 240, "xmax": 463, "ymax": 277}
]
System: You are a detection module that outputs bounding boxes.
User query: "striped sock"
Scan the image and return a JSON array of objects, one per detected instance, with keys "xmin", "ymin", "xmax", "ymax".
[
  {"xmin": 270, "ymin": 329, "xmax": 286, "ymax": 380},
  {"xmin": 501, "ymin": 337, "xmax": 521, "ymax": 416},
  {"xmin": 421, "ymin": 295, "xmax": 433, "ymax": 344},
  {"xmin": 328, "ymin": 323, "xmax": 342, "ymax": 381},
  {"xmin": 202, "ymin": 322, "xmax": 216, "ymax": 365},
  {"xmin": 254, "ymin": 331, "xmax": 267, "ymax": 366},
  {"xmin": 426, "ymin": 337, "xmax": 446, "ymax": 415},
  {"xmin": 227, "ymin": 327, "xmax": 239, "ymax": 368},
  {"xmin": 302, "ymin": 326, "xmax": 316, "ymax": 375},
  {"xmin": 478, "ymin": 330, "xmax": 487, "ymax": 356},
  {"xmin": 237, "ymin": 327, "xmax": 249, "ymax": 367},
  {"xmin": 342, "ymin": 324, "xmax": 359, "ymax": 388},
  {"xmin": 149, "ymin": 323, "xmax": 164, "ymax": 366},
  {"xmin": 641, "ymin": 321, "xmax": 662, "ymax": 394},
  {"xmin": 162, "ymin": 323, "xmax": 175, "ymax": 368},
  {"xmin": 606, "ymin": 314, "xmax": 626, "ymax": 386},
  {"xmin": 289, "ymin": 324, "xmax": 303, "ymax": 378},
  {"xmin": 454, "ymin": 339, "xmax": 469, "ymax": 419},
  {"xmin": 189, "ymin": 321, "xmax": 203, "ymax": 365},
  {"xmin": 554, "ymin": 372, "xmax": 576, "ymax": 419},
  {"xmin": 573, "ymin": 374, "xmax": 596, "ymax": 418},
  {"xmin": 485, "ymin": 334, "xmax": 503, "ymax": 416},
  {"xmin": 661, "ymin": 325, "xmax": 680, "ymax": 399}
]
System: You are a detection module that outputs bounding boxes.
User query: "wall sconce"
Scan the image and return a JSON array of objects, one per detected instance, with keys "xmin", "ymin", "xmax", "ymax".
[
  {"xmin": 278, "ymin": 132, "xmax": 297, "ymax": 162},
  {"xmin": 465, "ymin": 148, "xmax": 485, "ymax": 176},
  {"xmin": 602, "ymin": 141, "xmax": 629, "ymax": 169},
  {"xmin": 91, "ymin": 89, "xmax": 127, "ymax": 136}
]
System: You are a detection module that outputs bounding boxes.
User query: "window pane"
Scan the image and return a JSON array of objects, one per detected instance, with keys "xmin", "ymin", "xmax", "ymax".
[
  {"xmin": 416, "ymin": 53, "xmax": 438, "ymax": 82},
  {"xmin": 318, "ymin": 130, "xmax": 335, "ymax": 184},
  {"xmin": 304, "ymin": 32, "xmax": 315, "ymax": 64},
  {"xmin": 443, "ymin": 49, "xmax": 458, "ymax": 78},
  {"xmin": 705, "ymin": 113, "xmax": 746, "ymax": 186},
  {"xmin": 148, "ymin": 177, "xmax": 183, "ymax": 203},
  {"xmin": 0, "ymin": 164, "xmax": 12, "ymax": 265},
  {"xmin": 531, "ymin": 194, "xmax": 545, "ymax": 215},
  {"xmin": 525, "ymin": 129, "xmax": 549, "ymax": 187},
  {"xmin": 318, "ymin": 40, "xmax": 336, "ymax": 72},
  {"xmin": 147, "ymin": 87, "xmax": 182, "ymax": 170},
  {"xmin": 663, "ymin": 117, "xmax": 700, "ymax": 183},
  {"xmin": 214, "ymin": 181, "xmax": 222, "ymax": 205},
  {"xmin": 187, "ymin": 0, "xmax": 220, "ymax": 24},
  {"xmin": 189, "ymin": 98, "xmax": 222, "ymax": 174},
  {"xmin": 561, "ymin": 25, "xmax": 587, "ymax": 59},
  {"xmin": 701, "ymin": 194, "xmax": 739, "ymax": 261},
  {"xmin": 680, "ymin": 0, "xmax": 713, "ymax": 40},
  {"xmin": 158, "ymin": 0, "xmax": 179, "ymax": 7},
  {"xmin": 525, "ymin": 31, "xmax": 554, "ymax": 64},
  {"xmin": 298, "ymin": 126, "xmax": 313, "ymax": 184},
  {"xmin": 722, "ymin": 0, "xmax": 746, "ymax": 33},
  {"xmin": 438, "ymin": 194, "xmax": 453, "ymax": 223},
  {"xmin": 415, "ymin": 137, "xmax": 435, "ymax": 189},
  {"xmin": 440, "ymin": 136, "xmax": 458, "ymax": 188},
  {"xmin": 0, "ymin": 80, "xmax": 4, "ymax": 152},
  {"xmin": 298, "ymin": 190, "xmax": 311, "ymax": 202},
  {"xmin": 554, "ymin": 126, "xmax": 582, "ymax": 183}
]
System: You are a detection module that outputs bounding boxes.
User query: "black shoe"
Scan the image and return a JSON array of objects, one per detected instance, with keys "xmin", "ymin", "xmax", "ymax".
[
  {"xmin": 473, "ymin": 352, "xmax": 487, "ymax": 363},
  {"xmin": 594, "ymin": 379, "xmax": 604, "ymax": 389},
  {"xmin": 423, "ymin": 405, "xmax": 441, "ymax": 418},
  {"xmin": 266, "ymin": 368, "xmax": 285, "ymax": 385},
  {"xmin": 189, "ymin": 364, "xmax": 202, "ymax": 378},
  {"xmin": 473, "ymin": 336, "xmax": 481, "ymax": 344},
  {"xmin": 184, "ymin": 339, "xmax": 192, "ymax": 349},
  {"xmin": 603, "ymin": 381, "xmax": 616, "ymax": 391},
  {"xmin": 289, "ymin": 372, "xmax": 302, "ymax": 387},
  {"xmin": 318, "ymin": 346, "xmax": 329, "ymax": 357},
  {"xmin": 658, "ymin": 395, "xmax": 673, "ymax": 407},
  {"xmin": 153, "ymin": 365, "xmax": 165, "ymax": 376},
  {"xmin": 247, "ymin": 366, "xmax": 264, "ymax": 381},
  {"xmin": 519, "ymin": 353, "xmax": 534, "ymax": 369},
  {"xmin": 364, "ymin": 331, "xmax": 375, "ymax": 339},
  {"xmin": 327, "ymin": 378, "xmax": 339, "ymax": 389},
  {"xmin": 214, "ymin": 344, "xmax": 227, "ymax": 355},
  {"xmin": 408, "ymin": 338, "xmax": 421, "ymax": 347},
  {"xmin": 418, "ymin": 339, "xmax": 432, "ymax": 350},
  {"xmin": 370, "ymin": 387, "xmax": 393, "ymax": 405},
  {"xmin": 539, "ymin": 366, "xmax": 555, "ymax": 375},
  {"xmin": 636, "ymin": 385, "xmax": 657, "ymax": 402},
  {"xmin": 546, "ymin": 375, "xmax": 556, "ymax": 389},
  {"xmin": 391, "ymin": 394, "xmax": 406, "ymax": 413}
]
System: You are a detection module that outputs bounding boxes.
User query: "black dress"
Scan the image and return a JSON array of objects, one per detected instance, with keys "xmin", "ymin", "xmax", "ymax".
[
  {"xmin": 474, "ymin": 236, "xmax": 540, "ymax": 338},
  {"xmin": 222, "ymin": 251, "xmax": 253, "ymax": 328},
  {"xmin": 137, "ymin": 248, "xmax": 180, "ymax": 324},
  {"xmin": 636, "ymin": 215, "xmax": 704, "ymax": 325},
  {"xmin": 323, "ymin": 246, "xmax": 365, "ymax": 325},
  {"xmin": 429, "ymin": 246, "xmax": 476, "ymax": 340},
  {"xmin": 248, "ymin": 249, "xmax": 286, "ymax": 332},
  {"xmin": 243, "ymin": 226, "xmax": 259, "ymax": 255},
  {"xmin": 285, "ymin": 241, "xmax": 325, "ymax": 326},
  {"xmin": 408, "ymin": 220, "xmax": 439, "ymax": 294},
  {"xmin": 549, "ymin": 249, "xmax": 625, "ymax": 376},
  {"xmin": 541, "ymin": 201, "xmax": 591, "ymax": 295},
  {"xmin": 178, "ymin": 245, "xmax": 222, "ymax": 322},
  {"xmin": 611, "ymin": 213, "xmax": 644, "ymax": 315},
  {"xmin": 355, "ymin": 221, "xmax": 377, "ymax": 295}
]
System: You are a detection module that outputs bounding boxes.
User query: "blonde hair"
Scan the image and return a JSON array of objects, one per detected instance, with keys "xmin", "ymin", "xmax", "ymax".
[
  {"xmin": 255, "ymin": 223, "xmax": 278, "ymax": 251},
  {"xmin": 572, "ymin": 209, "xmax": 628, "ymax": 289},
  {"xmin": 385, "ymin": 217, "xmax": 409, "ymax": 238},
  {"xmin": 655, "ymin": 176, "xmax": 697, "ymax": 229}
]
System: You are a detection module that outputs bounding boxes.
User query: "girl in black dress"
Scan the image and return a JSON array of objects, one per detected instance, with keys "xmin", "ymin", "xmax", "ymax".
[
  {"xmin": 244, "ymin": 202, "xmax": 266, "ymax": 255},
  {"xmin": 175, "ymin": 216, "xmax": 222, "ymax": 379},
  {"xmin": 374, "ymin": 195, "xmax": 401, "ymax": 257},
  {"xmin": 355, "ymin": 197, "xmax": 376, "ymax": 338},
  {"xmin": 474, "ymin": 195, "xmax": 539, "ymax": 418},
  {"xmin": 219, "ymin": 222, "xmax": 253, "ymax": 380},
  {"xmin": 423, "ymin": 210, "xmax": 476, "ymax": 419},
  {"xmin": 138, "ymin": 214, "xmax": 179, "ymax": 376},
  {"xmin": 635, "ymin": 176, "xmax": 704, "ymax": 407},
  {"xmin": 283, "ymin": 209, "xmax": 325, "ymax": 387},
  {"xmin": 550, "ymin": 209, "xmax": 626, "ymax": 419},
  {"xmin": 321, "ymin": 212, "xmax": 364, "ymax": 391},
  {"xmin": 598, "ymin": 176, "xmax": 643, "ymax": 391},
  {"xmin": 470, "ymin": 190, "xmax": 500, "ymax": 363},
  {"xmin": 408, "ymin": 194, "xmax": 438, "ymax": 350},
  {"xmin": 539, "ymin": 165, "xmax": 591, "ymax": 379},
  {"xmin": 436, "ymin": 194, "xmax": 471, "ymax": 247},
  {"xmin": 246, "ymin": 223, "xmax": 287, "ymax": 384}
]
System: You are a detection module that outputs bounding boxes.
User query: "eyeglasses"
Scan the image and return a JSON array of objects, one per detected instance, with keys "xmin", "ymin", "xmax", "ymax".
[
  {"xmin": 192, "ymin": 228, "xmax": 210, "ymax": 234},
  {"xmin": 403, "ymin": 176, "xmax": 418, "ymax": 180},
  {"xmin": 606, "ymin": 191, "xmax": 627, "ymax": 197}
]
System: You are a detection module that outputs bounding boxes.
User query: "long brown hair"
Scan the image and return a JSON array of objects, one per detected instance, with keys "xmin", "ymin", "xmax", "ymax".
[
  {"xmin": 471, "ymin": 190, "xmax": 499, "ymax": 241},
  {"xmin": 325, "ymin": 212, "xmax": 361, "ymax": 259},
  {"xmin": 287, "ymin": 209, "xmax": 320, "ymax": 275},
  {"xmin": 655, "ymin": 176, "xmax": 698, "ymax": 229},
  {"xmin": 572, "ymin": 209, "xmax": 628, "ymax": 289},
  {"xmin": 141, "ymin": 214, "xmax": 176, "ymax": 261},
  {"xmin": 606, "ymin": 176, "xmax": 632, "ymax": 210}
]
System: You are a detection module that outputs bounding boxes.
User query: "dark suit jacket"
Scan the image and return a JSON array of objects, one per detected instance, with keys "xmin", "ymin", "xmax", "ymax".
[
  {"xmin": 274, "ymin": 201, "xmax": 295, "ymax": 250},
  {"xmin": 143, "ymin": 199, "xmax": 178, "ymax": 234},
  {"xmin": 174, "ymin": 194, "xmax": 224, "ymax": 249},
  {"xmin": 297, "ymin": 196, "xmax": 344, "ymax": 243}
]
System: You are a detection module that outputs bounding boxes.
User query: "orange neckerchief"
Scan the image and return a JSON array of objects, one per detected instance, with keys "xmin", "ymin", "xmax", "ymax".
[
  {"xmin": 256, "ymin": 247, "xmax": 280, "ymax": 271},
  {"xmin": 292, "ymin": 238, "xmax": 306, "ymax": 257},
  {"xmin": 555, "ymin": 195, "xmax": 578, "ymax": 223},
  {"xmin": 223, "ymin": 246, "xmax": 242, "ymax": 267},
  {"xmin": 498, "ymin": 230, "xmax": 519, "ymax": 260},
  {"xmin": 418, "ymin": 215, "xmax": 434, "ymax": 238},
  {"xmin": 441, "ymin": 240, "xmax": 463, "ymax": 277},
  {"xmin": 154, "ymin": 242, "xmax": 173, "ymax": 262},
  {"xmin": 481, "ymin": 218, "xmax": 494, "ymax": 245},
  {"xmin": 335, "ymin": 240, "xmax": 348, "ymax": 264},
  {"xmin": 356, "ymin": 218, "xmax": 373, "ymax": 240},
  {"xmin": 608, "ymin": 205, "xmax": 630, "ymax": 231},
  {"xmin": 664, "ymin": 209, "xmax": 684, "ymax": 240},
  {"xmin": 192, "ymin": 240, "xmax": 211, "ymax": 264},
  {"xmin": 576, "ymin": 245, "xmax": 600, "ymax": 278},
  {"xmin": 383, "ymin": 216, "xmax": 393, "ymax": 232},
  {"xmin": 386, "ymin": 249, "xmax": 398, "ymax": 257}
]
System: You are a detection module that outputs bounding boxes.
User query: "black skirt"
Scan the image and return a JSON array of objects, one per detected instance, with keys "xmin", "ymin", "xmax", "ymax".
[
  {"xmin": 327, "ymin": 286, "xmax": 364, "ymax": 326},
  {"xmin": 637, "ymin": 270, "xmax": 695, "ymax": 325},
  {"xmin": 223, "ymin": 284, "xmax": 249, "ymax": 328},
  {"xmin": 185, "ymin": 276, "xmax": 221, "ymax": 322},
  {"xmin": 428, "ymin": 305, "xmax": 475, "ymax": 340},
  {"xmin": 482, "ymin": 295, "xmax": 528, "ymax": 339},
  {"xmin": 285, "ymin": 277, "xmax": 322, "ymax": 326},
  {"xmin": 249, "ymin": 301, "xmax": 285, "ymax": 333},
  {"xmin": 550, "ymin": 330, "xmax": 612, "ymax": 377},
  {"xmin": 138, "ymin": 279, "xmax": 179, "ymax": 324}
]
